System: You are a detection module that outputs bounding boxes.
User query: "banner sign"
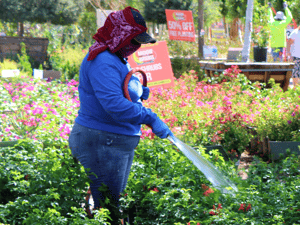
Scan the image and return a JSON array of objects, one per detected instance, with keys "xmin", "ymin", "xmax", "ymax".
[
  {"xmin": 211, "ymin": 29, "xmax": 226, "ymax": 39},
  {"xmin": 127, "ymin": 41, "xmax": 174, "ymax": 89},
  {"xmin": 165, "ymin": 9, "xmax": 196, "ymax": 42},
  {"xmin": 1, "ymin": 69, "xmax": 20, "ymax": 78}
]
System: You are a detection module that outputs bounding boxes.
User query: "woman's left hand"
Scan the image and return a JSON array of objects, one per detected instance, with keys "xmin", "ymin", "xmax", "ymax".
[{"xmin": 141, "ymin": 86, "xmax": 150, "ymax": 100}]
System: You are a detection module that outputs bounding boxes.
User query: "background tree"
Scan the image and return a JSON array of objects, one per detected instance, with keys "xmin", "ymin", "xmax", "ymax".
[
  {"xmin": 219, "ymin": 0, "xmax": 229, "ymax": 36},
  {"xmin": 77, "ymin": 2, "xmax": 98, "ymax": 47},
  {"xmin": 0, "ymin": 0, "xmax": 85, "ymax": 37},
  {"xmin": 143, "ymin": 0, "xmax": 193, "ymax": 24},
  {"xmin": 270, "ymin": 0, "xmax": 299, "ymax": 24},
  {"xmin": 226, "ymin": 0, "xmax": 247, "ymax": 41}
]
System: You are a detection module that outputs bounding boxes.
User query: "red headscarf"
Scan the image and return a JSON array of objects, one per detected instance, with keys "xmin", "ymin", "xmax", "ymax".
[{"xmin": 87, "ymin": 6, "xmax": 147, "ymax": 61}]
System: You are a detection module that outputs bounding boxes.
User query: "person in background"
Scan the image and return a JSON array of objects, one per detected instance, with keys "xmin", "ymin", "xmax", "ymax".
[
  {"xmin": 68, "ymin": 6, "xmax": 172, "ymax": 225},
  {"xmin": 268, "ymin": 2, "xmax": 293, "ymax": 62},
  {"xmin": 287, "ymin": 26, "xmax": 300, "ymax": 88}
]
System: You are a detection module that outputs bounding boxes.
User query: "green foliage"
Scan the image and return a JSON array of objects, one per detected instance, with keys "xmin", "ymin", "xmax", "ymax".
[
  {"xmin": 77, "ymin": 9, "xmax": 97, "ymax": 48},
  {"xmin": 0, "ymin": 21, "xmax": 18, "ymax": 36},
  {"xmin": 252, "ymin": 3, "xmax": 270, "ymax": 48},
  {"xmin": 17, "ymin": 42, "xmax": 33, "ymax": 76},
  {"xmin": 0, "ymin": 0, "xmax": 85, "ymax": 25},
  {"xmin": 203, "ymin": 0, "xmax": 222, "ymax": 28},
  {"xmin": 0, "ymin": 139, "xmax": 111, "ymax": 224},
  {"xmin": 171, "ymin": 57, "xmax": 203, "ymax": 79},
  {"xmin": 143, "ymin": 0, "xmax": 193, "ymax": 24},
  {"xmin": 50, "ymin": 46, "xmax": 86, "ymax": 82},
  {"xmin": 219, "ymin": 0, "xmax": 229, "ymax": 17},
  {"xmin": 0, "ymin": 59, "xmax": 18, "ymax": 73},
  {"xmin": 1, "ymin": 63, "xmax": 300, "ymax": 224},
  {"xmin": 226, "ymin": 0, "xmax": 247, "ymax": 19}
]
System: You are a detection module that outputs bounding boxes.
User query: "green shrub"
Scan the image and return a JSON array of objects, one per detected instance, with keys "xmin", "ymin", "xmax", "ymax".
[
  {"xmin": 17, "ymin": 42, "xmax": 33, "ymax": 76},
  {"xmin": 170, "ymin": 57, "xmax": 205, "ymax": 80},
  {"xmin": 78, "ymin": 9, "xmax": 97, "ymax": 48},
  {"xmin": 50, "ymin": 46, "xmax": 86, "ymax": 82}
]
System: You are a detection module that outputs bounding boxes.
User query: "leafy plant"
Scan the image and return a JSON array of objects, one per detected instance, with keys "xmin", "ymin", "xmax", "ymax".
[
  {"xmin": 252, "ymin": 4, "xmax": 270, "ymax": 48},
  {"xmin": 17, "ymin": 42, "xmax": 33, "ymax": 76}
]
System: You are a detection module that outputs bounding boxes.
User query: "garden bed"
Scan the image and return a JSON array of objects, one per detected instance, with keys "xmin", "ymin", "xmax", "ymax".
[
  {"xmin": 199, "ymin": 61, "xmax": 294, "ymax": 91},
  {"xmin": 0, "ymin": 67, "xmax": 300, "ymax": 224}
]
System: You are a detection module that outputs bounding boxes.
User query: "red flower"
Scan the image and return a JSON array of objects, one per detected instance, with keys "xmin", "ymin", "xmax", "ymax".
[
  {"xmin": 246, "ymin": 204, "xmax": 251, "ymax": 211},
  {"xmin": 153, "ymin": 187, "xmax": 159, "ymax": 192},
  {"xmin": 209, "ymin": 210, "xmax": 216, "ymax": 215},
  {"xmin": 201, "ymin": 184, "xmax": 209, "ymax": 190},
  {"xmin": 238, "ymin": 203, "xmax": 246, "ymax": 212},
  {"xmin": 217, "ymin": 203, "xmax": 222, "ymax": 210},
  {"xmin": 203, "ymin": 188, "xmax": 214, "ymax": 196}
]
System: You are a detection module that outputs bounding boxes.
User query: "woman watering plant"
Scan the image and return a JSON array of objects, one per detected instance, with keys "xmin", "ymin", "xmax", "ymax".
[
  {"xmin": 268, "ymin": 1, "xmax": 293, "ymax": 62},
  {"xmin": 287, "ymin": 26, "xmax": 300, "ymax": 88},
  {"xmin": 68, "ymin": 6, "xmax": 172, "ymax": 224}
]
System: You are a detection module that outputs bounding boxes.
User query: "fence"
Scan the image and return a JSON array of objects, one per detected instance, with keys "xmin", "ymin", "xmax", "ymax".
[{"xmin": 0, "ymin": 36, "xmax": 48, "ymax": 64}]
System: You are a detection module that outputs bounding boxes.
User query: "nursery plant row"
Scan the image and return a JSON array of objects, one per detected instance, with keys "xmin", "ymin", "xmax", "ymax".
[{"xmin": 0, "ymin": 67, "xmax": 299, "ymax": 224}]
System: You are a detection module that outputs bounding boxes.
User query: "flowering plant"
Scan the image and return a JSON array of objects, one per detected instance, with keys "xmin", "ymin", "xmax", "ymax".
[
  {"xmin": 0, "ymin": 106, "xmax": 41, "ymax": 141},
  {"xmin": 252, "ymin": 5, "xmax": 270, "ymax": 48}
]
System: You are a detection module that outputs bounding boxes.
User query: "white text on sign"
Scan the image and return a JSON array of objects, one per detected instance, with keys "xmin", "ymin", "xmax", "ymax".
[
  {"xmin": 168, "ymin": 21, "xmax": 182, "ymax": 30},
  {"xmin": 182, "ymin": 22, "xmax": 193, "ymax": 31},
  {"xmin": 136, "ymin": 72, "xmax": 153, "ymax": 82}
]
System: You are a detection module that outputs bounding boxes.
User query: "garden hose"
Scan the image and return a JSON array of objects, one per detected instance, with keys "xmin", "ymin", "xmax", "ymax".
[
  {"xmin": 123, "ymin": 69, "xmax": 238, "ymax": 195},
  {"xmin": 123, "ymin": 68, "xmax": 148, "ymax": 102}
]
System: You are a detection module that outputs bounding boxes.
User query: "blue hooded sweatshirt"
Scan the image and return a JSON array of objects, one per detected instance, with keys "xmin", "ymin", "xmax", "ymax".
[{"xmin": 75, "ymin": 50, "xmax": 157, "ymax": 136}]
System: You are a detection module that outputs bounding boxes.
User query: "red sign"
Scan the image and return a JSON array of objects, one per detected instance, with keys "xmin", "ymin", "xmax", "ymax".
[
  {"xmin": 128, "ymin": 41, "xmax": 174, "ymax": 89},
  {"xmin": 165, "ymin": 9, "xmax": 196, "ymax": 42}
]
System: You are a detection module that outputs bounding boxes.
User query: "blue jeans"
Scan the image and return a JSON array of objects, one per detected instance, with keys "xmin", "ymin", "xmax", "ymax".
[
  {"xmin": 271, "ymin": 47, "xmax": 283, "ymax": 62},
  {"xmin": 68, "ymin": 122, "xmax": 140, "ymax": 210}
]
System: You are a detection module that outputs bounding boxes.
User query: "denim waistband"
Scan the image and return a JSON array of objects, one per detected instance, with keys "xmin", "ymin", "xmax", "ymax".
[{"xmin": 70, "ymin": 122, "xmax": 140, "ymax": 148}]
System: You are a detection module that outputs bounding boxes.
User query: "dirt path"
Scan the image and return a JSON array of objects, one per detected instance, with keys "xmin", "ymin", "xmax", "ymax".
[{"xmin": 237, "ymin": 151, "xmax": 254, "ymax": 180}]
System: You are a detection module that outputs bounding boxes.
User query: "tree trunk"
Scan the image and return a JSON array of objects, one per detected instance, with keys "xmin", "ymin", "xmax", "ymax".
[
  {"xmin": 223, "ymin": 16, "xmax": 227, "ymax": 37},
  {"xmin": 18, "ymin": 22, "xmax": 24, "ymax": 37},
  {"xmin": 198, "ymin": 0, "xmax": 204, "ymax": 58},
  {"xmin": 229, "ymin": 18, "xmax": 239, "ymax": 41}
]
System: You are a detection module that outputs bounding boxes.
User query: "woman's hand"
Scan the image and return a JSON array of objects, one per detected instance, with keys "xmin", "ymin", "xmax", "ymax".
[
  {"xmin": 141, "ymin": 86, "xmax": 150, "ymax": 100},
  {"xmin": 150, "ymin": 117, "xmax": 172, "ymax": 139}
]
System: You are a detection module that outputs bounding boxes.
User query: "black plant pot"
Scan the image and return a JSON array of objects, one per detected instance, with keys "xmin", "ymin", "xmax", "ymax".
[
  {"xmin": 253, "ymin": 46, "xmax": 268, "ymax": 62},
  {"xmin": 268, "ymin": 141, "xmax": 300, "ymax": 161}
]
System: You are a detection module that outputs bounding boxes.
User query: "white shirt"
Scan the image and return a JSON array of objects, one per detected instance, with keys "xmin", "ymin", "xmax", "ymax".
[{"xmin": 288, "ymin": 29, "xmax": 300, "ymax": 58}]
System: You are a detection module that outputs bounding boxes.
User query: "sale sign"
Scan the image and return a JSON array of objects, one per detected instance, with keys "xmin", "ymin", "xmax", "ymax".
[
  {"xmin": 127, "ymin": 41, "xmax": 174, "ymax": 89},
  {"xmin": 165, "ymin": 9, "xmax": 196, "ymax": 42}
]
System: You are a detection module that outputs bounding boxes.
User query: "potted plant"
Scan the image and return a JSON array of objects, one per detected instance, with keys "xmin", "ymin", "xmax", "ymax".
[{"xmin": 252, "ymin": 4, "xmax": 270, "ymax": 62}]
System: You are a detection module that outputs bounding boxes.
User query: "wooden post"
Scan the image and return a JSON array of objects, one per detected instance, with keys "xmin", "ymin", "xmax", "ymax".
[
  {"xmin": 264, "ymin": 71, "xmax": 270, "ymax": 85},
  {"xmin": 283, "ymin": 70, "xmax": 292, "ymax": 91}
]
